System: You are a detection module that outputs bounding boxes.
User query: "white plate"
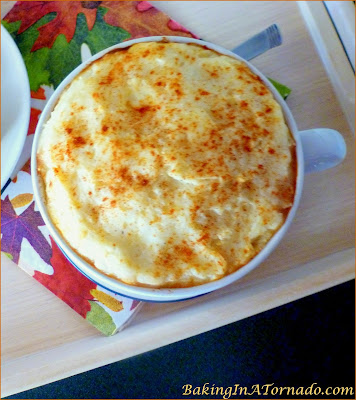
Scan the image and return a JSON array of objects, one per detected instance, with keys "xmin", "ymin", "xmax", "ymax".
[{"xmin": 1, "ymin": 24, "xmax": 30, "ymax": 189}]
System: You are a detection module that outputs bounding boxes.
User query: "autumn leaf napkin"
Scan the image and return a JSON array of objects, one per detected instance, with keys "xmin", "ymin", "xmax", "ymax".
[{"xmin": 1, "ymin": 1, "xmax": 196, "ymax": 336}]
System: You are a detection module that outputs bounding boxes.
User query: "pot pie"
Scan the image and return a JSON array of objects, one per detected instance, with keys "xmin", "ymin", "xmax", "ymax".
[{"xmin": 37, "ymin": 42, "xmax": 296, "ymax": 288}]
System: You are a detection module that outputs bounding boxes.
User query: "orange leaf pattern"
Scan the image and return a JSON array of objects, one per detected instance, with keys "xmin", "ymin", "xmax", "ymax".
[
  {"xmin": 21, "ymin": 159, "xmax": 32, "ymax": 175},
  {"xmin": 28, "ymin": 108, "xmax": 42, "ymax": 135},
  {"xmin": 5, "ymin": 1, "xmax": 98, "ymax": 51},
  {"xmin": 101, "ymin": 1, "xmax": 196, "ymax": 39},
  {"xmin": 34, "ymin": 237, "xmax": 96, "ymax": 318},
  {"xmin": 31, "ymin": 87, "xmax": 46, "ymax": 100}
]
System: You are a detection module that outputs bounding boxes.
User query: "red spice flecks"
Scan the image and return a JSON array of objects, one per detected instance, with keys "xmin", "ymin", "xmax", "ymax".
[
  {"xmin": 174, "ymin": 244, "xmax": 193, "ymax": 260},
  {"xmin": 197, "ymin": 233, "xmax": 210, "ymax": 243},
  {"xmin": 136, "ymin": 106, "xmax": 152, "ymax": 114},
  {"xmin": 73, "ymin": 136, "xmax": 86, "ymax": 147},
  {"xmin": 198, "ymin": 89, "xmax": 210, "ymax": 96}
]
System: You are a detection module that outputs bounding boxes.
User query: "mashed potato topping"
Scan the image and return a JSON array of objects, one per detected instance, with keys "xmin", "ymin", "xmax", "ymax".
[{"xmin": 37, "ymin": 42, "xmax": 296, "ymax": 288}]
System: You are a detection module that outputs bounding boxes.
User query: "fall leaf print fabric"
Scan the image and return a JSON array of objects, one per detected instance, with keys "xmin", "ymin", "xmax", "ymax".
[{"xmin": 1, "ymin": 1, "xmax": 196, "ymax": 335}]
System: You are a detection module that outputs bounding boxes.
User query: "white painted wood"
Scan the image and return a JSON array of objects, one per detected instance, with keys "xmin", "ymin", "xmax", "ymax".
[
  {"xmin": 324, "ymin": 1, "xmax": 355, "ymax": 70},
  {"xmin": 298, "ymin": 1, "xmax": 355, "ymax": 131}
]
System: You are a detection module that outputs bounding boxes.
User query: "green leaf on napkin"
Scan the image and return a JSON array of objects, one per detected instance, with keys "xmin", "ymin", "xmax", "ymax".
[
  {"xmin": 2, "ymin": 10, "xmax": 291, "ymax": 97},
  {"xmin": 47, "ymin": 8, "xmax": 131, "ymax": 89},
  {"xmin": 2, "ymin": 252, "xmax": 13, "ymax": 260},
  {"xmin": 2, "ymin": 19, "xmax": 20, "ymax": 35},
  {"xmin": 86, "ymin": 301, "xmax": 117, "ymax": 336},
  {"xmin": 46, "ymin": 28, "xmax": 82, "ymax": 90},
  {"xmin": 84, "ymin": 7, "xmax": 131, "ymax": 55},
  {"xmin": 269, "ymin": 77, "xmax": 292, "ymax": 99},
  {"xmin": 2, "ymin": 16, "xmax": 52, "ymax": 91},
  {"xmin": 2, "ymin": 7, "xmax": 130, "ymax": 92}
]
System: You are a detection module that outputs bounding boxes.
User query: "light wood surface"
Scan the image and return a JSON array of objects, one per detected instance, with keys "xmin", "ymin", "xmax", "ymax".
[{"xmin": 1, "ymin": 1, "xmax": 355, "ymax": 396}]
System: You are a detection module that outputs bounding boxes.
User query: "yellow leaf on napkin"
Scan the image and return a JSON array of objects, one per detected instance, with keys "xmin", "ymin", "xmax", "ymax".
[
  {"xmin": 90, "ymin": 289, "xmax": 124, "ymax": 312},
  {"xmin": 10, "ymin": 193, "xmax": 33, "ymax": 208}
]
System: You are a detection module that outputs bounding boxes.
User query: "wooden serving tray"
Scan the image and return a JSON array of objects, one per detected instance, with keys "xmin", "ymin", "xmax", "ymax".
[{"xmin": 1, "ymin": 1, "xmax": 354, "ymax": 396}]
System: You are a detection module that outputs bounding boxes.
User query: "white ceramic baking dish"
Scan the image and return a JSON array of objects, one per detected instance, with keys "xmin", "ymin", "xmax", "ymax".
[{"xmin": 31, "ymin": 36, "xmax": 346, "ymax": 302}]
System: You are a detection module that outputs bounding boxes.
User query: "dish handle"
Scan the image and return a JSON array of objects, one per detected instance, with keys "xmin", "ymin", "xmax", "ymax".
[{"xmin": 299, "ymin": 128, "xmax": 347, "ymax": 174}]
